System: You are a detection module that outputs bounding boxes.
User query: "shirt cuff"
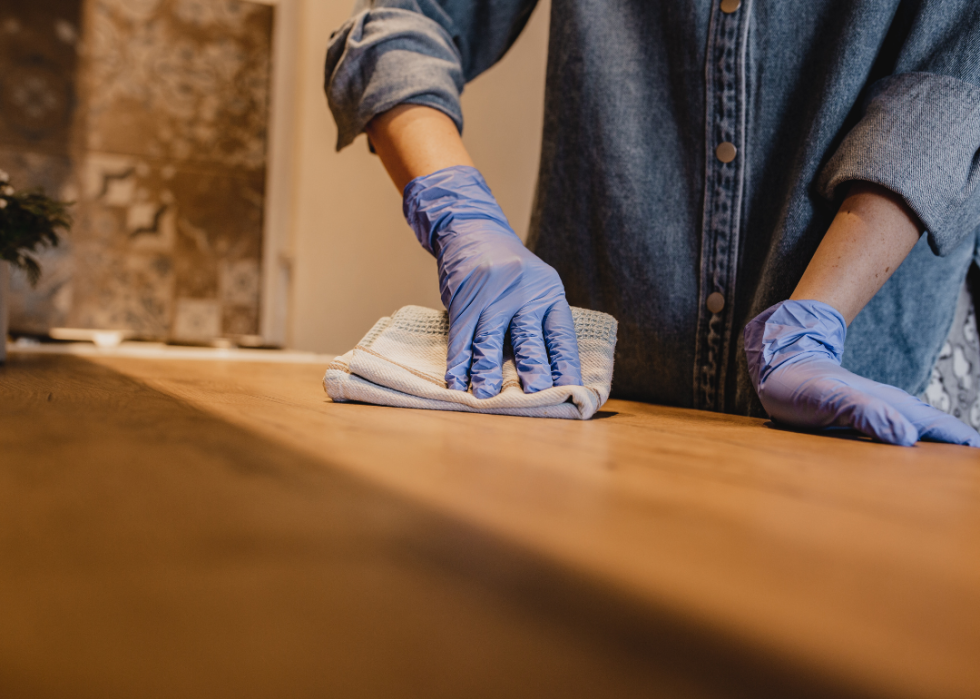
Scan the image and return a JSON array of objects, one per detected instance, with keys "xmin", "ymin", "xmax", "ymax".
[
  {"xmin": 818, "ymin": 72, "xmax": 980, "ymax": 256},
  {"xmin": 326, "ymin": 8, "xmax": 465, "ymax": 151}
]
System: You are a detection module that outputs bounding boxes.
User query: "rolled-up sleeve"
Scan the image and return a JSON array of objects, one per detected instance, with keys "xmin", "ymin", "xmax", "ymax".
[
  {"xmin": 817, "ymin": 0, "xmax": 980, "ymax": 256},
  {"xmin": 326, "ymin": 0, "xmax": 538, "ymax": 151},
  {"xmin": 818, "ymin": 73, "xmax": 980, "ymax": 256}
]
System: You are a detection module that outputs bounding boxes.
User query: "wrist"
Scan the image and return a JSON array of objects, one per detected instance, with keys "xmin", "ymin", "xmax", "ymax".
[
  {"xmin": 791, "ymin": 181, "xmax": 921, "ymax": 325},
  {"xmin": 402, "ymin": 166, "xmax": 514, "ymax": 254},
  {"xmin": 367, "ymin": 104, "xmax": 475, "ymax": 192},
  {"xmin": 745, "ymin": 299, "xmax": 847, "ymax": 389}
]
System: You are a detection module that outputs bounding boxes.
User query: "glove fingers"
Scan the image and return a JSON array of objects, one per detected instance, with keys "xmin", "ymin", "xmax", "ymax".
[
  {"xmin": 919, "ymin": 416, "xmax": 980, "ymax": 446},
  {"xmin": 542, "ymin": 301, "xmax": 583, "ymax": 387},
  {"xmin": 469, "ymin": 308, "xmax": 509, "ymax": 399},
  {"xmin": 510, "ymin": 309, "xmax": 553, "ymax": 394},
  {"xmin": 445, "ymin": 309, "xmax": 478, "ymax": 392},
  {"xmin": 905, "ymin": 400, "xmax": 980, "ymax": 446},
  {"xmin": 843, "ymin": 375, "xmax": 980, "ymax": 447},
  {"xmin": 839, "ymin": 394, "xmax": 919, "ymax": 446}
]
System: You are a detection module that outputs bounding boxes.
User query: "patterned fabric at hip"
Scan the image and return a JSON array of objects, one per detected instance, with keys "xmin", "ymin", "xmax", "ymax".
[{"xmin": 921, "ymin": 280, "xmax": 980, "ymax": 429}]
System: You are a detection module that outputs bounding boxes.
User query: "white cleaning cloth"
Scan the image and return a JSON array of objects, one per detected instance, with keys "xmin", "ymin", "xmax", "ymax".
[{"xmin": 323, "ymin": 305, "xmax": 618, "ymax": 419}]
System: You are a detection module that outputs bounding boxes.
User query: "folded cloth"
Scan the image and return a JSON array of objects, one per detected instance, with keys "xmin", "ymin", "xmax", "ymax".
[{"xmin": 324, "ymin": 305, "xmax": 618, "ymax": 419}]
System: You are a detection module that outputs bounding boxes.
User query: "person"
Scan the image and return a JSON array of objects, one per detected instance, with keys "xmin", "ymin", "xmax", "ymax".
[{"xmin": 325, "ymin": 0, "xmax": 980, "ymax": 446}]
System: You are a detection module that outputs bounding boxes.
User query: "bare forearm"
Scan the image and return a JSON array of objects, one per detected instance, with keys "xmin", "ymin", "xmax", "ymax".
[
  {"xmin": 791, "ymin": 182, "xmax": 922, "ymax": 325},
  {"xmin": 365, "ymin": 104, "xmax": 475, "ymax": 192}
]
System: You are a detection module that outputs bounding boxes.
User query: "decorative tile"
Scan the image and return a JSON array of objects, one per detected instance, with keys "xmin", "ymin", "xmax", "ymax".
[
  {"xmin": 78, "ymin": 153, "xmax": 177, "ymax": 250},
  {"xmin": 222, "ymin": 302, "xmax": 258, "ymax": 336},
  {"xmin": 173, "ymin": 245, "xmax": 219, "ymax": 300},
  {"xmin": 67, "ymin": 244, "xmax": 174, "ymax": 335},
  {"xmin": 0, "ymin": 148, "xmax": 75, "ymax": 199},
  {"xmin": 170, "ymin": 166, "xmax": 264, "ymax": 304},
  {"xmin": 219, "ymin": 258, "xmax": 260, "ymax": 306},
  {"xmin": 83, "ymin": 0, "xmax": 272, "ymax": 170},
  {"xmin": 169, "ymin": 167, "xmax": 265, "ymax": 260},
  {"xmin": 172, "ymin": 297, "xmax": 221, "ymax": 342},
  {"xmin": 0, "ymin": 0, "xmax": 82, "ymax": 150},
  {"xmin": 66, "ymin": 155, "xmax": 264, "ymax": 338}
]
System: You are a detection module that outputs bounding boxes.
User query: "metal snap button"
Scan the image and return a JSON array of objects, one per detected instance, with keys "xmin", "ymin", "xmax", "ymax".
[
  {"xmin": 706, "ymin": 292, "xmax": 725, "ymax": 314},
  {"xmin": 715, "ymin": 142, "xmax": 737, "ymax": 163},
  {"xmin": 720, "ymin": 0, "xmax": 742, "ymax": 13}
]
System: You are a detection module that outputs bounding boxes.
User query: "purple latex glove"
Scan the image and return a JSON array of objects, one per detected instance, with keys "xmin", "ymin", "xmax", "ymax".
[
  {"xmin": 403, "ymin": 165, "xmax": 582, "ymax": 399},
  {"xmin": 744, "ymin": 299, "xmax": 980, "ymax": 447}
]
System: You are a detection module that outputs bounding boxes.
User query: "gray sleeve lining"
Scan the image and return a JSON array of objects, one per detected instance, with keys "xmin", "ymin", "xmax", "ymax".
[
  {"xmin": 326, "ymin": 8, "xmax": 466, "ymax": 151},
  {"xmin": 818, "ymin": 72, "xmax": 980, "ymax": 257}
]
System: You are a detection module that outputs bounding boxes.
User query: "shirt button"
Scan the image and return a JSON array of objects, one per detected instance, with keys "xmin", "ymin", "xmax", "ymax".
[
  {"xmin": 715, "ymin": 142, "xmax": 737, "ymax": 163},
  {"xmin": 720, "ymin": 0, "xmax": 742, "ymax": 13},
  {"xmin": 706, "ymin": 292, "xmax": 725, "ymax": 314}
]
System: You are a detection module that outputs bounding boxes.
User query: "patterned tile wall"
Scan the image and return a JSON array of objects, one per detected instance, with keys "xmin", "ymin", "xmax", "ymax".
[
  {"xmin": 0, "ymin": 0, "xmax": 82, "ymax": 333},
  {"xmin": 0, "ymin": 0, "xmax": 272, "ymax": 341}
]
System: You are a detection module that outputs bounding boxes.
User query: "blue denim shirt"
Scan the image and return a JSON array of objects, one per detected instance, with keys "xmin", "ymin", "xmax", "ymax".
[{"xmin": 326, "ymin": 0, "xmax": 980, "ymax": 416}]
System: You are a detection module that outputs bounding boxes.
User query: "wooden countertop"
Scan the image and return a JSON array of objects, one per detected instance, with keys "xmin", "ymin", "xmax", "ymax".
[{"xmin": 2, "ymin": 352, "xmax": 979, "ymax": 699}]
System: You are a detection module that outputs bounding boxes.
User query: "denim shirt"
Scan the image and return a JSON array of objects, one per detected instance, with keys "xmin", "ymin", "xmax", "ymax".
[{"xmin": 326, "ymin": 0, "xmax": 980, "ymax": 416}]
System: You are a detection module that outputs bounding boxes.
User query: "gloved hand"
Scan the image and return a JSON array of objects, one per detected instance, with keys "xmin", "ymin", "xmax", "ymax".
[
  {"xmin": 744, "ymin": 299, "xmax": 980, "ymax": 447},
  {"xmin": 403, "ymin": 165, "xmax": 582, "ymax": 399}
]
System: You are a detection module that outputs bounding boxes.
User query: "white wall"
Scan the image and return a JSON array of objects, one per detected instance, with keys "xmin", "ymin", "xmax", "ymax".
[{"xmin": 285, "ymin": 0, "xmax": 551, "ymax": 354}]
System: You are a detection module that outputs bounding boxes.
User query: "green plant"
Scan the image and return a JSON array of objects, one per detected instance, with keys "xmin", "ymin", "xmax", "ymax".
[{"xmin": 0, "ymin": 169, "xmax": 72, "ymax": 286}]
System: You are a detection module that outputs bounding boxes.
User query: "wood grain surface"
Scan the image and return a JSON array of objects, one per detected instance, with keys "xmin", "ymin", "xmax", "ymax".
[{"xmin": 1, "ymin": 352, "xmax": 979, "ymax": 699}]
